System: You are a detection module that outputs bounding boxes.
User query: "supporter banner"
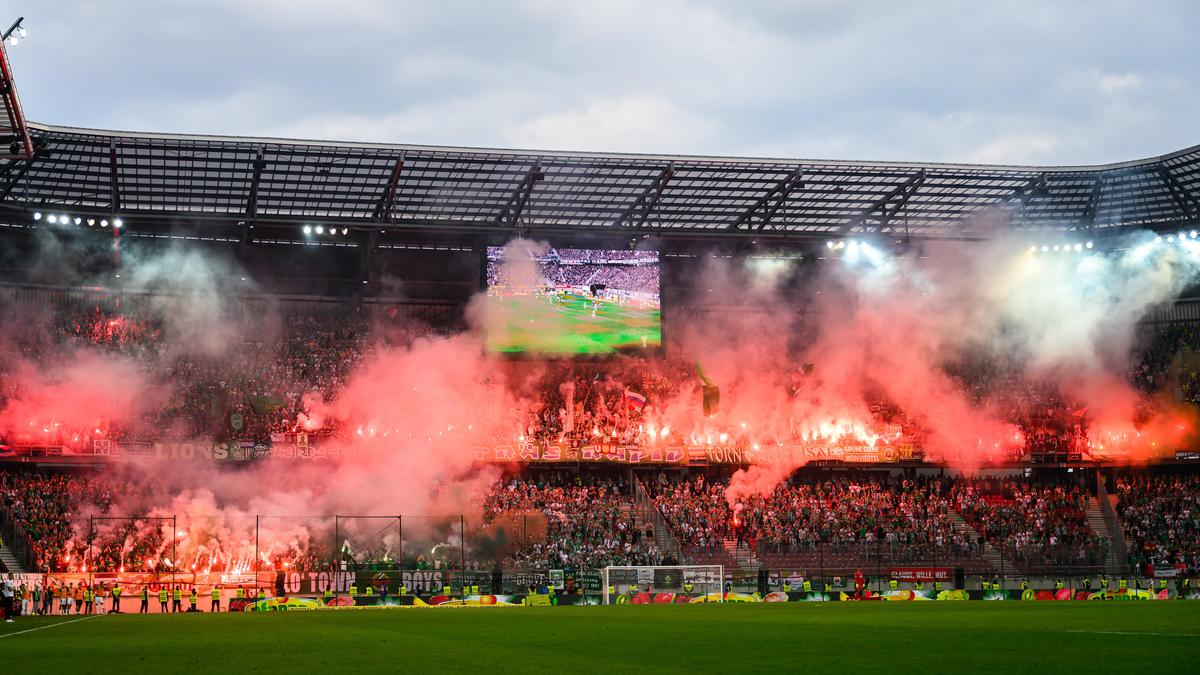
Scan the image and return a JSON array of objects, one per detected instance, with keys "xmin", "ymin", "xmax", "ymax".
[
  {"xmin": 57, "ymin": 438, "xmax": 921, "ymax": 465},
  {"xmin": 47, "ymin": 433, "xmax": 1200, "ymax": 466},
  {"xmin": 245, "ymin": 596, "xmax": 322, "ymax": 612},
  {"xmin": 472, "ymin": 441, "xmax": 920, "ymax": 465},
  {"xmin": 889, "ymin": 567, "xmax": 953, "ymax": 583}
]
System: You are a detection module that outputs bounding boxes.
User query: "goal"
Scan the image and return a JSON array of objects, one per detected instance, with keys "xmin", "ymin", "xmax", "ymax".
[{"xmin": 600, "ymin": 565, "xmax": 724, "ymax": 604}]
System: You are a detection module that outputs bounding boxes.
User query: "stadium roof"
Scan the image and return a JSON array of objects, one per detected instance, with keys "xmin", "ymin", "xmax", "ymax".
[{"xmin": 1, "ymin": 122, "xmax": 1198, "ymax": 241}]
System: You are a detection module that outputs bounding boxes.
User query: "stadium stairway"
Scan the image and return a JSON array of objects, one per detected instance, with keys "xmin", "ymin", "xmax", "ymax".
[
  {"xmin": 0, "ymin": 541, "xmax": 24, "ymax": 573},
  {"xmin": 632, "ymin": 478, "xmax": 685, "ymax": 564},
  {"xmin": 723, "ymin": 539, "xmax": 760, "ymax": 571},
  {"xmin": 1085, "ymin": 497, "xmax": 1124, "ymax": 577},
  {"xmin": 946, "ymin": 510, "xmax": 1015, "ymax": 575}
]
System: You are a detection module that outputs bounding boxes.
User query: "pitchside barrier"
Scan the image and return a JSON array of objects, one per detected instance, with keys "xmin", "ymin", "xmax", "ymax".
[{"xmin": 3, "ymin": 570, "xmax": 1196, "ymax": 618}]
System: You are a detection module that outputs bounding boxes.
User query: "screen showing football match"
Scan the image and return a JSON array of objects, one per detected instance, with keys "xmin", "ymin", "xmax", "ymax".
[{"xmin": 484, "ymin": 246, "xmax": 661, "ymax": 355}]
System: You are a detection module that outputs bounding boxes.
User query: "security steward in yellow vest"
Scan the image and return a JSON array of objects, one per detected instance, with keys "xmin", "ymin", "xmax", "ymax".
[
  {"xmin": 171, "ymin": 587, "xmax": 183, "ymax": 613},
  {"xmin": 349, "ymin": 584, "xmax": 359, "ymax": 598},
  {"xmin": 1082, "ymin": 577, "xmax": 1092, "ymax": 591},
  {"xmin": 1158, "ymin": 578, "xmax": 1168, "ymax": 590},
  {"xmin": 1019, "ymin": 579, "xmax": 1028, "ymax": 591},
  {"xmin": 158, "ymin": 588, "xmax": 169, "ymax": 613},
  {"xmin": 84, "ymin": 587, "xmax": 94, "ymax": 614},
  {"xmin": 323, "ymin": 587, "xmax": 333, "ymax": 602},
  {"xmin": 888, "ymin": 579, "xmax": 898, "ymax": 591},
  {"xmin": 802, "ymin": 579, "xmax": 812, "ymax": 593},
  {"xmin": 1054, "ymin": 579, "xmax": 1064, "ymax": 591},
  {"xmin": 1100, "ymin": 577, "xmax": 1109, "ymax": 590},
  {"xmin": 982, "ymin": 579, "xmax": 991, "ymax": 591},
  {"xmin": 189, "ymin": 588, "xmax": 198, "ymax": 611},
  {"xmin": 111, "ymin": 584, "xmax": 122, "ymax": 613},
  {"xmin": 914, "ymin": 581, "xmax": 925, "ymax": 592},
  {"xmin": 934, "ymin": 580, "xmax": 943, "ymax": 592},
  {"xmin": 1118, "ymin": 578, "xmax": 1128, "ymax": 591},
  {"xmin": 364, "ymin": 585, "xmax": 374, "ymax": 598},
  {"xmin": 442, "ymin": 584, "xmax": 451, "ymax": 596},
  {"xmin": 211, "ymin": 586, "xmax": 221, "ymax": 612},
  {"xmin": 236, "ymin": 586, "xmax": 246, "ymax": 601},
  {"xmin": 399, "ymin": 584, "xmax": 407, "ymax": 596},
  {"xmin": 782, "ymin": 581, "xmax": 791, "ymax": 593},
  {"xmin": 139, "ymin": 587, "xmax": 149, "ymax": 614}
]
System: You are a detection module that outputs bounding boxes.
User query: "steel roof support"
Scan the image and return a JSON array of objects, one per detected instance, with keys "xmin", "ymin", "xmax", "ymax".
[
  {"xmin": 496, "ymin": 162, "xmax": 544, "ymax": 229},
  {"xmin": 840, "ymin": 168, "xmax": 926, "ymax": 234},
  {"xmin": 1083, "ymin": 174, "xmax": 1104, "ymax": 229},
  {"xmin": 614, "ymin": 163, "xmax": 674, "ymax": 228},
  {"xmin": 727, "ymin": 166, "xmax": 804, "ymax": 231},
  {"xmin": 107, "ymin": 139, "xmax": 121, "ymax": 213},
  {"xmin": 240, "ymin": 146, "xmax": 265, "ymax": 256},
  {"xmin": 1158, "ymin": 163, "xmax": 1197, "ymax": 221},
  {"xmin": 1009, "ymin": 173, "xmax": 1048, "ymax": 206},
  {"xmin": 0, "ymin": 154, "xmax": 34, "ymax": 202},
  {"xmin": 373, "ymin": 154, "xmax": 405, "ymax": 223}
]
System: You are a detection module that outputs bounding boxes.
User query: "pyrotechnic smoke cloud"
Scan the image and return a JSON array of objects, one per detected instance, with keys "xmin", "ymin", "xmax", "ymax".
[{"xmin": 4, "ymin": 225, "xmax": 1200, "ymax": 567}]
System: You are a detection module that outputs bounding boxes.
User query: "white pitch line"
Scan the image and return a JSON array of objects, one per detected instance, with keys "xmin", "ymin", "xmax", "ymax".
[
  {"xmin": 0, "ymin": 615, "xmax": 101, "ymax": 639},
  {"xmin": 1066, "ymin": 629, "xmax": 1198, "ymax": 638}
]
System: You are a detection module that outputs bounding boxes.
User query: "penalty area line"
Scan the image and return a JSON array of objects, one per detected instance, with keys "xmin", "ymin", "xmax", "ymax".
[
  {"xmin": 0, "ymin": 614, "xmax": 102, "ymax": 639},
  {"xmin": 1065, "ymin": 629, "xmax": 1198, "ymax": 638}
]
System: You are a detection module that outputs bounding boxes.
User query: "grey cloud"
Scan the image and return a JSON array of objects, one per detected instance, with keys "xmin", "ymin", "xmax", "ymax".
[{"xmin": 6, "ymin": 0, "xmax": 1198, "ymax": 164}]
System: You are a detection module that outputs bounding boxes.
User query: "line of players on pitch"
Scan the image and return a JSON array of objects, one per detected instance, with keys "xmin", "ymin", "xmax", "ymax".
[{"xmin": 1, "ymin": 580, "xmax": 267, "ymax": 618}]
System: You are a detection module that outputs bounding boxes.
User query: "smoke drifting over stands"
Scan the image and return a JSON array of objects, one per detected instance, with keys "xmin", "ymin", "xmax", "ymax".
[{"xmin": 2, "ymin": 215, "xmax": 1200, "ymax": 576}]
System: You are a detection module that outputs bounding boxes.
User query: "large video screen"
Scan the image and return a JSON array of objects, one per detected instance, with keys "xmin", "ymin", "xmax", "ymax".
[{"xmin": 484, "ymin": 246, "xmax": 661, "ymax": 355}]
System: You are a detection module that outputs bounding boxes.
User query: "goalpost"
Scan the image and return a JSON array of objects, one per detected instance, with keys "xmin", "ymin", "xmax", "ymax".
[{"xmin": 600, "ymin": 565, "xmax": 724, "ymax": 604}]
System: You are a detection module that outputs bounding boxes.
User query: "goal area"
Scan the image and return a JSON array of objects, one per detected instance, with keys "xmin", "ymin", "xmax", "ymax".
[{"xmin": 600, "ymin": 565, "xmax": 724, "ymax": 604}]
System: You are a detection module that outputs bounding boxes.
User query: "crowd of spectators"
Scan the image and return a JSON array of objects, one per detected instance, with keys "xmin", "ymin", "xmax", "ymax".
[
  {"xmin": 951, "ymin": 477, "xmax": 1108, "ymax": 570},
  {"xmin": 1115, "ymin": 474, "xmax": 1200, "ymax": 575},
  {"xmin": 484, "ymin": 248, "xmax": 659, "ymax": 296},
  {"xmin": 0, "ymin": 471, "xmax": 151, "ymax": 572},
  {"xmin": 0, "ymin": 299, "xmax": 370, "ymax": 446},
  {"xmin": 5, "ymin": 467, "xmax": 1200, "ymax": 576},
  {"xmin": 648, "ymin": 474, "xmax": 982, "ymax": 565},
  {"xmin": 5, "ymin": 292, "xmax": 1199, "ymax": 466},
  {"xmin": 482, "ymin": 473, "xmax": 664, "ymax": 569}
]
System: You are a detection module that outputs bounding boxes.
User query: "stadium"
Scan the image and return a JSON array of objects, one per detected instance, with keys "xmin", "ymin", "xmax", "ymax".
[{"xmin": 1, "ymin": 5, "xmax": 1199, "ymax": 673}]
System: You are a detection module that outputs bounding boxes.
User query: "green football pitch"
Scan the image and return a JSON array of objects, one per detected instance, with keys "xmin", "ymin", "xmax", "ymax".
[
  {"xmin": 488, "ymin": 293, "xmax": 661, "ymax": 354},
  {"xmin": 2, "ymin": 603, "xmax": 1197, "ymax": 673}
]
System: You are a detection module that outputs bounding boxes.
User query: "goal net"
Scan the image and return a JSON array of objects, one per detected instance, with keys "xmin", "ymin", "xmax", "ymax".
[{"xmin": 600, "ymin": 565, "xmax": 724, "ymax": 604}]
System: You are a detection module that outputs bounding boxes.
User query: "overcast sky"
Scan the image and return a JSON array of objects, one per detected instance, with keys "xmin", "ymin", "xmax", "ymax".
[{"xmin": 5, "ymin": 0, "xmax": 1198, "ymax": 165}]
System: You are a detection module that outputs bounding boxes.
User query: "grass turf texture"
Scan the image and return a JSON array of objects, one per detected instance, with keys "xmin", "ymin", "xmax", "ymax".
[
  {"xmin": 3, "ymin": 603, "xmax": 1198, "ymax": 673},
  {"xmin": 487, "ymin": 293, "xmax": 660, "ymax": 354}
]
